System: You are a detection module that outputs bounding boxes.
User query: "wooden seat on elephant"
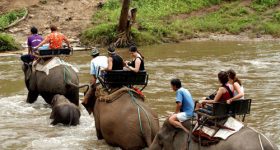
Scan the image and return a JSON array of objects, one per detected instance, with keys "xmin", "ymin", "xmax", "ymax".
[
  {"xmin": 35, "ymin": 48, "xmax": 73, "ymax": 58},
  {"xmin": 98, "ymin": 70, "xmax": 149, "ymax": 91},
  {"xmin": 194, "ymin": 99, "xmax": 251, "ymax": 139},
  {"xmin": 196, "ymin": 99, "xmax": 251, "ymax": 120}
]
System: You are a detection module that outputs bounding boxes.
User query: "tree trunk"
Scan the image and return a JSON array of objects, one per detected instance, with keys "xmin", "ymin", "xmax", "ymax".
[
  {"xmin": 115, "ymin": 0, "xmax": 132, "ymax": 47},
  {"xmin": 118, "ymin": 0, "xmax": 130, "ymax": 32}
]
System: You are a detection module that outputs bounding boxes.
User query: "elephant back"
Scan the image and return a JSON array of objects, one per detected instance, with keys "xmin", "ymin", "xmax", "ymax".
[{"xmin": 95, "ymin": 85, "xmax": 144, "ymax": 103}]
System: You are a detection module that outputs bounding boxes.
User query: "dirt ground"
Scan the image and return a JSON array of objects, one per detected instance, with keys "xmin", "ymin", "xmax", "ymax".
[{"xmin": 1, "ymin": 0, "xmax": 102, "ymax": 45}]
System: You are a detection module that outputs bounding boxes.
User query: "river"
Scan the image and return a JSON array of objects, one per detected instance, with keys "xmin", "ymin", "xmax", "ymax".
[{"xmin": 0, "ymin": 41, "xmax": 279, "ymax": 149}]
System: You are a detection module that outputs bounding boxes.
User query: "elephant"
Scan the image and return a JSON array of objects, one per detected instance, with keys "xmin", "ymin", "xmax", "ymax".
[
  {"xmin": 83, "ymin": 84, "xmax": 160, "ymax": 150},
  {"xmin": 50, "ymin": 94, "xmax": 80, "ymax": 126},
  {"xmin": 22, "ymin": 63, "xmax": 85, "ymax": 105},
  {"xmin": 149, "ymin": 118, "xmax": 279, "ymax": 150}
]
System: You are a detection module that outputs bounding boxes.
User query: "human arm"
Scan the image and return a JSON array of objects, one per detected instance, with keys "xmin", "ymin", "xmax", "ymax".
[
  {"xmin": 127, "ymin": 58, "xmax": 141, "ymax": 73},
  {"xmin": 200, "ymin": 87, "xmax": 224, "ymax": 104},
  {"xmin": 175, "ymin": 102, "xmax": 182, "ymax": 114},
  {"xmin": 34, "ymin": 38, "xmax": 48, "ymax": 50},
  {"xmin": 90, "ymin": 75, "xmax": 97, "ymax": 85},
  {"xmin": 105, "ymin": 57, "xmax": 113, "ymax": 71},
  {"xmin": 27, "ymin": 38, "xmax": 32, "ymax": 54},
  {"xmin": 28, "ymin": 47, "xmax": 32, "ymax": 54},
  {"xmin": 227, "ymin": 82, "xmax": 244, "ymax": 104},
  {"xmin": 63, "ymin": 35, "xmax": 71, "ymax": 48}
]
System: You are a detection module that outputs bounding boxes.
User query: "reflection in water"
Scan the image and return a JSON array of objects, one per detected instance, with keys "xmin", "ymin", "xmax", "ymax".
[{"xmin": 0, "ymin": 41, "xmax": 280, "ymax": 149}]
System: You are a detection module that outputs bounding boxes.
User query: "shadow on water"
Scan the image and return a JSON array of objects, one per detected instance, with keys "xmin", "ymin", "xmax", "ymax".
[{"xmin": 0, "ymin": 41, "xmax": 279, "ymax": 149}]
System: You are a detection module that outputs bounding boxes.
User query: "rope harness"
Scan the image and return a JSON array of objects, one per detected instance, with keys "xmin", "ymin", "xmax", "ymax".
[
  {"xmin": 127, "ymin": 90, "xmax": 152, "ymax": 137},
  {"xmin": 63, "ymin": 65, "xmax": 79, "ymax": 86},
  {"xmin": 249, "ymin": 127, "xmax": 275, "ymax": 150}
]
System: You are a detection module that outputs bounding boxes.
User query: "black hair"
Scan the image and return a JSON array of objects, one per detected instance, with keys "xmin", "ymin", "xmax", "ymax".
[
  {"xmin": 50, "ymin": 25, "xmax": 58, "ymax": 31},
  {"xmin": 227, "ymin": 69, "xmax": 242, "ymax": 86},
  {"xmin": 30, "ymin": 26, "xmax": 38, "ymax": 34},
  {"xmin": 218, "ymin": 71, "xmax": 229, "ymax": 86},
  {"xmin": 108, "ymin": 46, "xmax": 115, "ymax": 53},
  {"xmin": 92, "ymin": 53, "xmax": 100, "ymax": 58},
  {"xmin": 170, "ymin": 78, "xmax": 182, "ymax": 89},
  {"xmin": 129, "ymin": 46, "xmax": 137, "ymax": 52},
  {"xmin": 129, "ymin": 45, "xmax": 144, "ymax": 59}
]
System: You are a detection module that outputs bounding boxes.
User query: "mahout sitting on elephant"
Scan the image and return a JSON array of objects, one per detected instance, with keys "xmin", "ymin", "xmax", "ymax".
[
  {"xmin": 149, "ymin": 118, "xmax": 278, "ymax": 150},
  {"xmin": 50, "ymin": 94, "xmax": 80, "ymax": 126},
  {"xmin": 22, "ymin": 62, "xmax": 86, "ymax": 105},
  {"xmin": 83, "ymin": 84, "xmax": 160, "ymax": 150}
]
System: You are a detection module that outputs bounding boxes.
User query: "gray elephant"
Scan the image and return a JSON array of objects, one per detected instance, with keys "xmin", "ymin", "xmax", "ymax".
[
  {"xmin": 149, "ymin": 118, "xmax": 278, "ymax": 150},
  {"xmin": 84, "ymin": 85, "xmax": 160, "ymax": 150},
  {"xmin": 50, "ymin": 94, "xmax": 80, "ymax": 126},
  {"xmin": 22, "ymin": 63, "xmax": 83, "ymax": 105}
]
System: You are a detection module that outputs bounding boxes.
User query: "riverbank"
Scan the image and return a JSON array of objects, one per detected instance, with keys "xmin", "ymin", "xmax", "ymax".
[{"xmin": 81, "ymin": 0, "xmax": 280, "ymax": 46}]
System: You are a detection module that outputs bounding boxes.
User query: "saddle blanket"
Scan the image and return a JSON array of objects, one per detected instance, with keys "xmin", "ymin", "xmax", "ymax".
[
  {"xmin": 195, "ymin": 117, "xmax": 244, "ymax": 140},
  {"xmin": 35, "ymin": 57, "xmax": 79, "ymax": 75}
]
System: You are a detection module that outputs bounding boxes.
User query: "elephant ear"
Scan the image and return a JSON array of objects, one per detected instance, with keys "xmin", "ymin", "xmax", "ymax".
[{"xmin": 23, "ymin": 63, "xmax": 32, "ymax": 82}]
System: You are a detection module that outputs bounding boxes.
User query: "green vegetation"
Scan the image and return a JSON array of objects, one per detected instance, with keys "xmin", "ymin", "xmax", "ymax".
[
  {"xmin": 0, "ymin": 9, "xmax": 24, "ymax": 51},
  {"xmin": 81, "ymin": 0, "xmax": 280, "ymax": 46},
  {"xmin": 0, "ymin": 33, "xmax": 20, "ymax": 51},
  {"xmin": 0, "ymin": 8, "xmax": 27, "ymax": 30}
]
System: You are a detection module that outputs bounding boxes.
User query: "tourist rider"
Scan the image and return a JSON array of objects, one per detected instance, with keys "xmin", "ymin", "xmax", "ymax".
[
  {"xmin": 89, "ymin": 48, "xmax": 108, "ymax": 85},
  {"xmin": 124, "ymin": 46, "xmax": 145, "ymax": 73},
  {"xmin": 226, "ymin": 69, "xmax": 244, "ymax": 104},
  {"xmin": 169, "ymin": 78, "xmax": 194, "ymax": 133},
  {"xmin": 199, "ymin": 71, "xmax": 234, "ymax": 106},
  {"xmin": 82, "ymin": 48, "xmax": 108, "ymax": 110},
  {"xmin": 21, "ymin": 26, "xmax": 43, "ymax": 63},
  {"xmin": 34, "ymin": 25, "xmax": 71, "ymax": 50},
  {"xmin": 104, "ymin": 46, "xmax": 124, "ymax": 71}
]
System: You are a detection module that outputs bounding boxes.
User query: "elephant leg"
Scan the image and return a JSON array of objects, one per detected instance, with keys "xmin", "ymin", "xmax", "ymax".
[
  {"xmin": 96, "ymin": 126, "xmax": 103, "ymax": 140},
  {"xmin": 50, "ymin": 110, "xmax": 54, "ymax": 119},
  {"xmin": 94, "ymin": 111, "xmax": 103, "ymax": 139},
  {"xmin": 26, "ymin": 91, "xmax": 39, "ymax": 103}
]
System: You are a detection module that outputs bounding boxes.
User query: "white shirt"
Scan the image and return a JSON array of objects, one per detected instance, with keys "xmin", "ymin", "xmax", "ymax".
[
  {"xmin": 234, "ymin": 86, "xmax": 244, "ymax": 99},
  {"xmin": 90, "ymin": 56, "xmax": 108, "ymax": 79}
]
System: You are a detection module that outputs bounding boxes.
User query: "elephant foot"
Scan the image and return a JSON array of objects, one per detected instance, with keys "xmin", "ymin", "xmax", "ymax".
[
  {"xmin": 26, "ymin": 91, "xmax": 39, "ymax": 103},
  {"xmin": 96, "ymin": 128, "xmax": 104, "ymax": 140},
  {"xmin": 81, "ymin": 102, "xmax": 92, "ymax": 115}
]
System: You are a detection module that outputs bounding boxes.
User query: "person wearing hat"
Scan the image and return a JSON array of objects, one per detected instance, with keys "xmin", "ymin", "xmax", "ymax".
[
  {"xmin": 82, "ymin": 48, "xmax": 108, "ymax": 110},
  {"xmin": 105, "ymin": 46, "xmax": 124, "ymax": 71},
  {"xmin": 89, "ymin": 48, "xmax": 108, "ymax": 84}
]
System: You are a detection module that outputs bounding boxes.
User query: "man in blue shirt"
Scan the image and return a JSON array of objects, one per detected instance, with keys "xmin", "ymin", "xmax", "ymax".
[{"xmin": 169, "ymin": 78, "xmax": 194, "ymax": 133}]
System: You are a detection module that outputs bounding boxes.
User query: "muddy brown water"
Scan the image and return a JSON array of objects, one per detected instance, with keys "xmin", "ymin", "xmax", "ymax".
[{"xmin": 0, "ymin": 41, "xmax": 279, "ymax": 149}]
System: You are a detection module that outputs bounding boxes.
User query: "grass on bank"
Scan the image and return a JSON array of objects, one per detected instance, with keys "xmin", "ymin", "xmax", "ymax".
[
  {"xmin": 81, "ymin": 0, "xmax": 280, "ymax": 46},
  {"xmin": 0, "ymin": 33, "xmax": 20, "ymax": 51},
  {"xmin": 81, "ymin": 0, "xmax": 225, "ymax": 46},
  {"xmin": 0, "ymin": 8, "xmax": 27, "ymax": 30}
]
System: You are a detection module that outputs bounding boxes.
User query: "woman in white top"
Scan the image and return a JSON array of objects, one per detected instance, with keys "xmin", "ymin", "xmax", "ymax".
[{"xmin": 226, "ymin": 69, "xmax": 244, "ymax": 104}]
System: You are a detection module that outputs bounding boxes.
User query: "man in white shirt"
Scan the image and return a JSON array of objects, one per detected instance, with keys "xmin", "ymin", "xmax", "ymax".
[
  {"xmin": 82, "ymin": 48, "xmax": 107, "ymax": 110},
  {"xmin": 89, "ymin": 48, "xmax": 108, "ymax": 84}
]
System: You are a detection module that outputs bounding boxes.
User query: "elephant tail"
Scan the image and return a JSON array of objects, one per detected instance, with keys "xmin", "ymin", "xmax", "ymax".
[{"xmin": 66, "ymin": 81, "xmax": 89, "ymax": 91}]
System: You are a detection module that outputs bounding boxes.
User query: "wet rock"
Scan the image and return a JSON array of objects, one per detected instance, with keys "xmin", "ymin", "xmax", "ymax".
[
  {"xmin": 8, "ymin": 27, "xmax": 23, "ymax": 33},
  {"xmin": 65, "ymin": 17, "xmax": 72, "ymax": 21},
  {"xmin": 28, "ymin": 14, "xmax": 35, "ymax": 18},
  {"xmin": 256, "ymin": 33, "xmax": 261, "ymax": 38},
  {"xmin": 97, "ymin": 2, "xmax": 104, "ymax": 8},
  {"xmin": 39, "ymin": 0, "xmax": 47, "ymax": 4}
]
